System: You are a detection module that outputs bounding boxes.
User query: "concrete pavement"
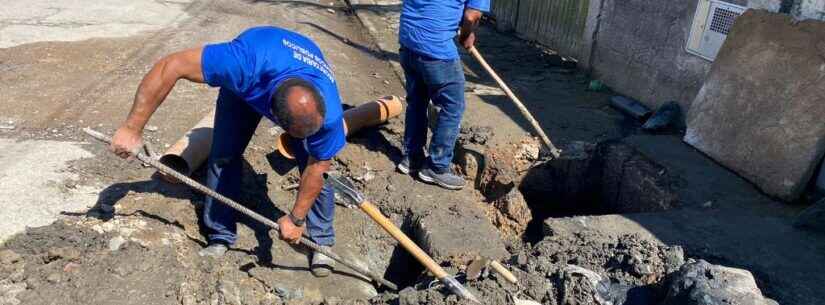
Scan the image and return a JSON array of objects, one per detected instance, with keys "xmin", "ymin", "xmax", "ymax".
[{"xmin": 0, "ymin": 0, "xmax": 193, "ymax": 48}]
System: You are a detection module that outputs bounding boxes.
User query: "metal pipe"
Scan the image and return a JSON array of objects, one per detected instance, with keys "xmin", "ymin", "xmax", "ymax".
[
  {"xmin": 609, "ymin": 96, "xmax": 652, "ymax": 121},
  {"xmin": 277, "ymin": 95, "xmax": 403, "ymax": 159},
  {"xmin": 158, "ymin": 109, "xmax": 216, "ymax": 183}
]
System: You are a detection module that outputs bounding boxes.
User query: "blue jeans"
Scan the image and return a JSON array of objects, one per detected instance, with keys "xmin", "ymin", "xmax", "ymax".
[
  {"xmin": 400, "ymin": 47, "xmax": 466, "ymax": 173},
  {"xmin": 203, "ymin": 89, "xmax": 336, "ymax": 246}
]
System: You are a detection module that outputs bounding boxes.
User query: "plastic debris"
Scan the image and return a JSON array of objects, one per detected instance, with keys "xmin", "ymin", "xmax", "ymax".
[
  {"xmin": 642, "ymin": 101, "xmax": 681, "ymax": 131},
  {"xmin": 609, "ymin": 96, "xmax": 651, "ymax": 121}
]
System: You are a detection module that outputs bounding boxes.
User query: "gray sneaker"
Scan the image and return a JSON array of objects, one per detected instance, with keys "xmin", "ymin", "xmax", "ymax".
[
  {"xmin": 397, "ymin": 156, "xmax": 413, "ymax": 175},
  {"xmin": 311, "ymin": 246, "xmax": 336, "ymax": 278},
  {"xmin": 418, "ymin": 167, "xmax": 466, "ymax": 190},
  {"xmin": 397, "ymin": 156, "xmax": 423, "ymax": 175},
  {"xmin": 198, "ymin": 243, "xmax": 228, "ymax": 257}
]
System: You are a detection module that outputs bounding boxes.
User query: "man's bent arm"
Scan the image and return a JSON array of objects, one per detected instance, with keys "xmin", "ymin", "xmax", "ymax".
[
  {"xmin": 291, "ymin": 157, "xmax": 332, "ymax": 219},
  {"xmin": 459, "ymin": 8, "xmax": 483, "ymax": 49},
  {"xmin": 122, "ymin": 47, "xmax": 205, "ymax": 132}
]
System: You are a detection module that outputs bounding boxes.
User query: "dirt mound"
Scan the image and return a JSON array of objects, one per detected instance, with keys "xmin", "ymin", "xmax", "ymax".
[
  {"xmin": 379, "ymin": 232, "xmax": 685, "ymax": 305},
  {"xmin": 0, "ymin": 221, "xmax": 185, "ymax": 305}
]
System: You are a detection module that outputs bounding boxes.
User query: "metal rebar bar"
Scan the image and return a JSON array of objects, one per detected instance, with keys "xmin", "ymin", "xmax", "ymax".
[{"xmin": 82, "ymin": 128, "xmax": 398, "ymax": 291}]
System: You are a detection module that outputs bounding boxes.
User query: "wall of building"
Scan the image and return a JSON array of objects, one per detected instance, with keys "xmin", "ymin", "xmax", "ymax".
[
  {"xmin": 492, "ymin": 0, "xmax": 592, "ymax": 59},
  {"xmin": 793, "ymin": 0, "xmax": 825, "ymax": 20},
  {"xmin": 490, "ymin": 0, "xmax": 809, "ymax": 118},
  {"xmin": 586, "ymin": 0, "xmax": 784, "ymax": 113}
]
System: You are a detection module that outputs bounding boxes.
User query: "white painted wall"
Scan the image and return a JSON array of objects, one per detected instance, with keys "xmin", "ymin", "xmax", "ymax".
[
  {"xmin": 748, "ymin": 0, "xmax": 783, "ymax": 11},
  {"xmin": 793, "ymin": 0, "xmax": 825, "ymax": 20}
]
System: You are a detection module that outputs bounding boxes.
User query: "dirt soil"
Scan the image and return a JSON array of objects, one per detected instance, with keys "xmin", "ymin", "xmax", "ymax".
[
  {"xmin": 1, "ymin": 0, "xmax": 823, "ymax": 305},
  {"xmin": 387, "ymin": 231, "xmax": 685, "ymax": 305}
]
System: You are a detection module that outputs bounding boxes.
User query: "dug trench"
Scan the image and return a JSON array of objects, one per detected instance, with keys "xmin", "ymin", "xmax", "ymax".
[
  {"xmin": 0, "ymin": 124, "xmax": 781, "ymax": 305},
  {"xmin": 517, "ymin": 140, "xmax": 680, "ymax": 244},
  {"xmin": 434, "ymin": 131, "xmax": 780, "ymax": 305}
]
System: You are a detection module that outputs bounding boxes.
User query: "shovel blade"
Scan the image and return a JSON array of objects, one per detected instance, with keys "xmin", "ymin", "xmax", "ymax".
[
  {"xmin": 323, "ymin": 173, "xmax": 365, "ymax": 206},
  {"xmin": 442, "ymin": 275, "xmax": 480, "ymax": 303}
]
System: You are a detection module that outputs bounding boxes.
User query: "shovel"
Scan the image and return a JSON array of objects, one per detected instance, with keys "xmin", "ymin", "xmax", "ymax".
[
  {"xmin": 324, "ymin": 173, "xmax": 480, "ymax": 303},
  {"xmin": 468, "ymin": 46, "xmax": 562, "ymax": 159},
  {"xmin": 82, "ymin": 128, "xmax": 398, "ymax": 291}
]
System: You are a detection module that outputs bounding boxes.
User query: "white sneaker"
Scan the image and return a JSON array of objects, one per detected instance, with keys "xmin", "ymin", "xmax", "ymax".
[
  {"xmin": 198, "ymin": 243, "xmax": 228, "ymax": 257},
  {"xmin": 311, "ymin": 246, "xmax": 336, "ymax": 277}
]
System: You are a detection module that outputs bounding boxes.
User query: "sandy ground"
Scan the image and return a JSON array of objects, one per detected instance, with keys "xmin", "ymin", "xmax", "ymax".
[
  {"xmin": 1, "ymin": 0, "xmax": 824, "ymax": 305},
  {"xmin": 0, "ymin": 139, "xmax": 99, "ymax": 244},
  {"xmin": 0, "ymin": 0, "xmax": 407, "ymax": 303}
]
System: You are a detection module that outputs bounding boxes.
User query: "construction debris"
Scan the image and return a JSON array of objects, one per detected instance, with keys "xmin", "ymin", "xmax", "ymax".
[
  {"xmin": 610, "ymin": 95, "xmax": 651, "ymax": 121},
  {"xmin": 663, "ymin": 260, "xmax": 780, "ymax": 305},
  {"xmin": 642, "ymin": 101, "xmax": 681, "ymax": 132}
]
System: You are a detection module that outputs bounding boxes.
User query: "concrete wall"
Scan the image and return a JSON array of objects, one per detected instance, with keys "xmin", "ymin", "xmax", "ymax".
[
  {"xmin": 492, "ymin": 0, "xmax": 592, "ymax": 60},
  {"xmin": 793, "ymin": 0, "xmax": 825, "ymax": 20},
  {"xmin": 491, "ymin": 0, "xmax": 805, "ymax": 116},
  {"xmin": 586, "ymin": 0, "xmax": 786, "ymax": 113}
]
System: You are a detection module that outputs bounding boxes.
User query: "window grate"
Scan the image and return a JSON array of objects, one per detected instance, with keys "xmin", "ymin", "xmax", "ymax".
[
  {"xmin": 709, "ymin": 7, "xmax": 741, "ymax": 35},
  {"xmin": 686, "ymin": 0, "xmax": 747, "ymax": 61}
]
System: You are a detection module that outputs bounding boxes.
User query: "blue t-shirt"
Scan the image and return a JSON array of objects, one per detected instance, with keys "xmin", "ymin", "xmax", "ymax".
[
  {"xmin": 201, "ymin": 27, "xmax": 346, "ymax": 161},
  {"xmin": 399, "ymin": 0, "xmax": 490, "ymax": 60}
]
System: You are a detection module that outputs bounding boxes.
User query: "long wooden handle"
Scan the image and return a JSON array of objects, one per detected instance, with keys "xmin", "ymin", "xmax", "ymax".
[
  {"xmin": 359, "ymin": 201, "xmax": 449, "ymax": 279},
  {"xmin": 490, "ymin": 260, "xmax": 518, "ymax": 284},
  {"xmin": 82, "ymin": 128, "xmax": 398, "ymax": 290},
  {"xmin": 468, "ymin": 47, "xmax": 562, "ymax": 158}
]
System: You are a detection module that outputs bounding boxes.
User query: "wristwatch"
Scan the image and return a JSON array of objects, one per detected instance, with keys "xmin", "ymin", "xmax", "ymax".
[{"xmin": 288, "ymin": 213, "xmax": 306, "ymax": 227}]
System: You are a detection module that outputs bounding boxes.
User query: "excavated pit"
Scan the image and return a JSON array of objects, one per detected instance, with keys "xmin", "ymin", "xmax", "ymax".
[
  {"xmin": 382, "ymin": 137, "xmax": 780, "ymax": 305},
  {"xmin": 464, "ymin": 138, "xmax": 680, "ymax": 244},
  {"xmin": 519, "ymin": 140, "xmax": 680, "ymax": 243},
  {"xmin": 381, "ymin": 216, "xmax": 427, "ymax": 290}
]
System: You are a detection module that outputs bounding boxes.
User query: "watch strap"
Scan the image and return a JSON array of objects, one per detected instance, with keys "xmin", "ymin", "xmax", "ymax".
[{"xmin": 288, "ymin": 213, "xmax": 306, "ymax": 226}]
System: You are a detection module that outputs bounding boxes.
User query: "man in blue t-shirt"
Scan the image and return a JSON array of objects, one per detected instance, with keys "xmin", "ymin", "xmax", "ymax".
[
  {"xmin": 110, "ymin": 27, "xmax": 345, "ymax": 277},
  {"xmin": 396, "ymin": 0, "xmax": 490, "ymax": 190}
]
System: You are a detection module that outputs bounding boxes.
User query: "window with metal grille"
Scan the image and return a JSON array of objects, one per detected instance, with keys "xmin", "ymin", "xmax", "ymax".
[
  {"xmin": 709, "ymin": 7, "xmax": 740, "ymax": 35},
  {"xmin": 686, "ymin": 0, "xmax": 747, "ymax": 61}
]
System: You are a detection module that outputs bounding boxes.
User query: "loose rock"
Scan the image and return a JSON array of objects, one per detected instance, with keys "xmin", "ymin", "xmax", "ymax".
[
  {"xmin": 46, "ymin": 273, "xmax": 62, "ymax": 284},
  {"xmin": 47, "ymin": 247, "xmax": 80, "ymax": 262},
  {"xmin": 218, "ymin": 279, "xmax": 241, "ymax": 305},
  {"xmin": 0, "ymin": 280, "xmax": 27, "ymax": 305},
  {"xmin": 108, "ymin": 236, "xmax": 127, "ymax": 251},
  {"xmin": 0, "ymin": 250, "xmax": 21, "ymax": 265},
  {"xmin": 488, "ymin": 188, "xmax": 532, "ymax": 237},
  {"xmin": 414, "ymin": 208, "xmax": 509, "ymax": 265},
  {"xmin": 663, "ymin": 260, "xmax": 779, "ymax": 305}
]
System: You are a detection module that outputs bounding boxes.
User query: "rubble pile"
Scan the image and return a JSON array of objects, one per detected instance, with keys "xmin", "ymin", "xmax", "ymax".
[{"xmin": 377, "ymin": 231, "xmax": 777, "ymax": 305}]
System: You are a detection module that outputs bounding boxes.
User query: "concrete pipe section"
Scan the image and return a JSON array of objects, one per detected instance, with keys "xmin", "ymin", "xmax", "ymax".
[
  {"xmin": 158, "ymin": 95, "xmax": 402, "ymax": 182},
  {"xmin": 158, "ymin": 109, "xmax": 216, "ymax": 183},
  {"xmin": 277, "ymin": 95, "xmax": 403, "ymax": 159}
]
